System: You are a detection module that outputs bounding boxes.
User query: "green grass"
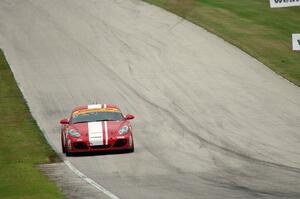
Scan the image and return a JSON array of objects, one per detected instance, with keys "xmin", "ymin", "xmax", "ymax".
[
  {"xmin": 143, "ymin": 0, "xmax": 300, "ymax": 86},
  {"xmin": 0, "ymin": 49, "xmax": 64, "ymax": 199}
]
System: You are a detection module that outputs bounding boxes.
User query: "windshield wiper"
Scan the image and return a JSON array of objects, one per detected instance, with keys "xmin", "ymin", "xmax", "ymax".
[
  {"xmin": 72, "ymin": 121, "xmax": 90, "ymax": 124},
  {"xmin": 72, "ymin": 119, "xmax": 116, "ymax": 124},
  {"xmin": 94, "ymin": 119, "xmax": 116, "ymax": 122}
]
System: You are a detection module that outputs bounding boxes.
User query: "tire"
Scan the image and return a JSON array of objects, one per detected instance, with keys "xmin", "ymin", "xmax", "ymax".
[
  {"xmin": 65, "ymin": 145, "xmax": 73, "ymax": 156},
  {"xmin": 65, "ymin": 139, "xmax": 73, "ymax": 156},
  {"xmin": 127, "ymin": 147, "xmax": 134, "ymax": 153},
  {"xmin": 61, "ymin": 135, "xmax": 66, "ymax": 153},
  {"xmin": 66, "ymin": 149, "xmax": 73, "ymax": 156},
  {"xmin": 126, "ymin": 143, "xmax": 134, "ymax": 153}
]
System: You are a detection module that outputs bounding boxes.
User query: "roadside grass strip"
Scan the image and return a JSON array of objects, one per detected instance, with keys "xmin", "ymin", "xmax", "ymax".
[
  {"xmin": 0, "ymin": 49, "xmax": 64, "ymax": 199},
  {"xmin": 143, "ymin": 0, "xmax": 300, "ymax": 86}
]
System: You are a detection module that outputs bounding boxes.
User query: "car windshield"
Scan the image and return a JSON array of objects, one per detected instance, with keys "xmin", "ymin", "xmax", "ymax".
[{"xmin": 70, "ymin": 109, "xmax": 124, "ymax": 124}]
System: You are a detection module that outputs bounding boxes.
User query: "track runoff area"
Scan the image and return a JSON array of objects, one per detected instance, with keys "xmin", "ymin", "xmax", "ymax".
[{"xmin": 269, "ymin": 0, "xmax": 300, "ymax": 51}]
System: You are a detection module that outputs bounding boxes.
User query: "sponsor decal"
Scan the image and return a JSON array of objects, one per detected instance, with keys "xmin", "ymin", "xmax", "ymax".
[
  {"xmin": 90, "ymin": 136, "xmax": 102, "ymax": 139},
  {"xmin": 292, "ymin": 34, "xmax": 300, "ymax": 51},
  {"xmin": 269, "ymin": 0, "xmax": 300, "ymax": 8}
]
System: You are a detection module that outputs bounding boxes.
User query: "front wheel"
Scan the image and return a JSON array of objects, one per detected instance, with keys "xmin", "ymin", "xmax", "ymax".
[
  {"xmin": 61, "ymin": 135, "xmax": 66, "ymax": 153},
  {"xmin": 126, "ymin": 142, "xmax": 134, "ymax": 153},
  {"xmin": 66, "ymin": 149, "xmax": 73, "ymax": 156},
  {"xmin": 65, "ymin": 139, "xmax": 73, "ymax": 156},
  {"xmin": 127, "ymin": 147, "xmax": 134, "ymax": 153}
]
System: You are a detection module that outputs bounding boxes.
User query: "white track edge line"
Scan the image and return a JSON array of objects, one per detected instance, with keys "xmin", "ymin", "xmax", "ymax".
[
  {"xmin": 40, "ymin": 128, "xmax": 120, "ymax": 199},
  {"xmin": 8, "ymin": 52, "xmax": 120, "ymax": 199},
  {"xmin": 64, "ymin": 160, "xmax": 120, "ymax": 199}
]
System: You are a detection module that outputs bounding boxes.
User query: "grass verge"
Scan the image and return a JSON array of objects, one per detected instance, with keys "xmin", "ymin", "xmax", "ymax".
[
  {"xmin": 0, "ymin": 49, "xmax": 64, "ymax": 199},
  {"xmin": 143, "ymin": 0, "xmax": 300, "ymax": 86}
]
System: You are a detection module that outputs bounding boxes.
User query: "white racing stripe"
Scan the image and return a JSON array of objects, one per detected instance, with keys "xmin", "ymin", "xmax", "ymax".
[
  {"xmin": 88, "ymin": 122, "xmax": 104, "ymax": 146},
  {"xmin": 88, "ymin": 104, "xmax": 102, "ymax": 109},
  {"xmin": 104, "ymin": 121, "xmax": 108, "ymax": 145},
  {"xmin": 87, "ymin": 104, "xmax": 108, "ymax": 145}
]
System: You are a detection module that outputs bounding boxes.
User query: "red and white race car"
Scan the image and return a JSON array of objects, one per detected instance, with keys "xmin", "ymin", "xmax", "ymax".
[{"xmin": 60, "ymin": 104, "xmax": 135, "ymax": 156}]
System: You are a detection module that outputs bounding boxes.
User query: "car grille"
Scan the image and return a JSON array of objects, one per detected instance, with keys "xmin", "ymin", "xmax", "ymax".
[
  {"xmin": 90, "ymin": 145, "xmax": 111, "ymax": 149},
  {"xmin": 74, "ymin": 142, "xmax": 88, "ymax": 149},
  {"xmin": 113, "ymin": 139, "xmax": 127, "ymax": 147}
]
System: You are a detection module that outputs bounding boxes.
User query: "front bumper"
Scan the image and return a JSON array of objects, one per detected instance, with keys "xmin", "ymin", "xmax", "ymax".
[{"xmin": 67, "ymin": 134, "xmax": 133, "ymax": 152}]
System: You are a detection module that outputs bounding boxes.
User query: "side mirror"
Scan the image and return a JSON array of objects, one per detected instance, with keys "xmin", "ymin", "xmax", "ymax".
[
  {"xmin": 125, "ymin": 114, "xmax": 135, "ymax": 120},
  {"xmin": 60, "ymin": 118, "xmax": 69, "ymax": 125}
]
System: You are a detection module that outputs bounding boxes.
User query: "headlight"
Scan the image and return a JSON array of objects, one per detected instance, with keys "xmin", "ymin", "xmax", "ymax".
[
  {"xmin": 68, "ymin": 129, "xmax": 81, "ymax": 138},
  {"xmin": 118, "ymin": 125, "xmax": 129, "ymax": 135}
]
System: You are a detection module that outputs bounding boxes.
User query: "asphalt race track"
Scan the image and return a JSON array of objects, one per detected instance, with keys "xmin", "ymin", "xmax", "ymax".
[{"xmin": 1, "ymin": 0, "xmax": 300, "ymax": 198}]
